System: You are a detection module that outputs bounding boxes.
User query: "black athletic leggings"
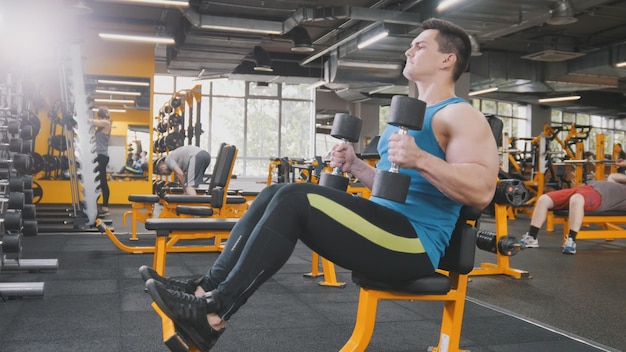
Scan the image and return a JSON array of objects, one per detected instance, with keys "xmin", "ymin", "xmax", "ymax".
[
  {"xmin": 95, "ymin": 154, "xmax": 110, "ymax": 207},
  {"xmin": 202, "ymin": 183, "xmax": 435, "ymax": 320}
]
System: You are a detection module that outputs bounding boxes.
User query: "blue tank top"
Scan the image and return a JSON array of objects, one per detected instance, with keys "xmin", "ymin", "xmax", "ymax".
[{"xmin": 370, "ymin": 97, "xmax": 466, "ymax": 267}]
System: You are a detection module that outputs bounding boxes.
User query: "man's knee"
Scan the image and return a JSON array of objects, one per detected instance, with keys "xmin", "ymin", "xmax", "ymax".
[
  {"xmin": 536, "ymin": 194, "xmax": 552, "ymax": 208},
  {"xmin": 569, "ymin": 193, "xmax": 585, "ymax": 208}
]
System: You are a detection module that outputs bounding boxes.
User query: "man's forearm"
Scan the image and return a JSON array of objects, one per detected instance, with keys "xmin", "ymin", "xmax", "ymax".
[{"xmin": 348, "ymin": 159, "xmax": 375, "ymax": 189}]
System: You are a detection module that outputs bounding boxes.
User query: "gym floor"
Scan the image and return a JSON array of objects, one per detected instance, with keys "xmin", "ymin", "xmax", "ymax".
[{"xmin": 1, "ymin": 181, "xmax": 625, "ymax": 351}]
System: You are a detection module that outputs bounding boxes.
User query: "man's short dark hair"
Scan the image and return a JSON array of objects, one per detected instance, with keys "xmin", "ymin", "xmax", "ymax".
[{"xmin": 421, "ymin": 18, "xmax": 471, "ymax": 82}]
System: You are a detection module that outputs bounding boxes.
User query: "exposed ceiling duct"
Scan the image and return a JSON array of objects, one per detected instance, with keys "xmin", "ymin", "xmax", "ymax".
[{"xmin": 83, "ymin": 0, "xmax": 626, "ymax": 116}]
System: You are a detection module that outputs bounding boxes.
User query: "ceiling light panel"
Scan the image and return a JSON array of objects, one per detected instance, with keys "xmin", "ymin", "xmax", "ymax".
[
  {"xmin": 94, "ymin": 89, "xmax": 141, "ymax": 96},
  {"xmin": 100, "ymin": 0, "xmax": 189, "ymax": 6},
  {"xmin": 99, "ymin": 33, "xmax": 175, "ymax": 44}
]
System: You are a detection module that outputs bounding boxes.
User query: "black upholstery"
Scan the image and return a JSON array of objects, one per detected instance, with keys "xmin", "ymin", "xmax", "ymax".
[
  {"xmin": 360, "ymin": 135, "xmax": 380, "ymax": 159},
  {"xmin": 144, "ymin": 218, "xmax": 238, "ymax": 232},
  {"xmin": 485, "ymin": 114, "xmax": 504, "ymax": 147},
  {"xmin": 176, "ymin": 205, "xmax": 214, "ymax": 216},
  {"xmin": 128, "ymin": 194, "xmax": 160, "ymax": 203},
  {"xmin": 554, "ymin": 210, "xmax": 626, "ymax": 216},
  {"xmin": 352, "ymin": 206, "xmax": 480, "ymax": 295}
]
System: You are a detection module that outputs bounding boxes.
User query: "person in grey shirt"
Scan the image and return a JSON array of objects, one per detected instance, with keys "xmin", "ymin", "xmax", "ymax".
[
  {"xmin": 89, "ymin": 107, "xmax": 112, "ymax": 215},
  {"xmin": 156, "ymin": 145, "xmax": 210, "ymax": 195},
  {"xmin": 520, "ymin": 180, "xmax": 626, "ymax": 254}
]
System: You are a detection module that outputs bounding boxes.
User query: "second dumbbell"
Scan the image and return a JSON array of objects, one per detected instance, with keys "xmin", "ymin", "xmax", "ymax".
[
  {"xmin": 318, "ymin": 113, "xmax": 363, "ymax": 191},
  {"xmin": 371, "ymin": 96, "xmax": 426, "ymax": 203}
]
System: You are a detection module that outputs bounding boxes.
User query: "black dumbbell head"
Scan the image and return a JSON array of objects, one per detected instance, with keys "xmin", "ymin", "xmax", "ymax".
[
  {"xmin": 331, "ymin": 113, "xmax": 362, "ymax": 142},
  {"xmin": 319, "ymin": 172, "xmax": 350, "ymax": 191},
  {"xmin": 371, "ymin": 169, "xmax": 410, "ymax": 203},
  {"xmin": 388, "ymin": 96, "xmax": 427, "ymax": 130}
]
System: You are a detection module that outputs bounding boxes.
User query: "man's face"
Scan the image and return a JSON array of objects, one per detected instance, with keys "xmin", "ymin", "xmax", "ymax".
[{"xmin": 403, "ymin": 29, "xmax": 447, "ymax": 82}]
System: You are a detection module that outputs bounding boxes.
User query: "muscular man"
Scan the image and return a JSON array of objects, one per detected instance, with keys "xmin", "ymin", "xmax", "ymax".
[{"xmin": 141, "ymin": 18, "xmax": 499, "ymax": 351}]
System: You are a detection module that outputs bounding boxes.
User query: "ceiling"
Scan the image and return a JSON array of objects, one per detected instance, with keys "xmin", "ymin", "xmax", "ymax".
[{"xmin": 52, "ymin": 0, "xmax": 626, "ymax": 116}]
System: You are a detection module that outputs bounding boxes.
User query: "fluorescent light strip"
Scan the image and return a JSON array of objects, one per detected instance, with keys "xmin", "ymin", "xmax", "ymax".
[
  {"xmin": 95, "ymin": 89, "xmax": 141, "ymax": 96},
  {"xmin": 538, "ymin": 95, "xmax": 581, "ymax": 103},
  {"xmin": 338, "ymin": 60, "xmax": 401, "ymax": 70},
  {"xmin": 437, "ymin": 0, "xmax": 463, "ymax": 11},
  {"xmin": 199, "ymin": 24, "xmax": 281, "ymax": 35},
  {"xmin": 468, "ymin": 87, "xmax": 498, "ymax": 96},
  {"xmin": 94, "ymin": 98, "xmax": 135, "ymax": 104},
  {"xmin": 616, "ymin": 61, "xmax": 626, "ymax": 68},
  {"xmin": 92, "ymin": 108, "xmax": 126, "ymax": 113},
  {"xmin": 358, "ymin": 31, "xmax": 389, "ymax": 49},
  {"xmin": 115, "ymin": 0, "xmax": 189, "ymax": 6},
  {"xmin": 98, "ymin": 79, "xmax": 149, "ymax": 87},
  {"xmin": 99, "ymin": 33, "xmax": 175, "ymax": 44}
]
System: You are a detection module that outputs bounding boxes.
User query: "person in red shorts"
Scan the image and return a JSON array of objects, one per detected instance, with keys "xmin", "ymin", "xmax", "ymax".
[{"xmin": 520, "ymin": 180, "xmax": 626, "ymax": 254}]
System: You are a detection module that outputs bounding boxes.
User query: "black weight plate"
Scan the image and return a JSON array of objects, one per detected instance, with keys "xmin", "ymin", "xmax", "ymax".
[
  {"xmin": 30, "ymin": 152, "xmax": 45, "ymax": 173},
  {"xmin": 31, "ymin": 181, "xmax": 43, "ymax": 204}
]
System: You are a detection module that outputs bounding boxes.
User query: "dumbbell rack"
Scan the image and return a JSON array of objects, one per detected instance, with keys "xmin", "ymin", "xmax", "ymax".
[
  {"xmin": 34, "ymin": 45, "xmax": 102, "ymax": 232},
  {"xmin": 0, "ymin": 72, "xmax": 57, "ymax": 299}
]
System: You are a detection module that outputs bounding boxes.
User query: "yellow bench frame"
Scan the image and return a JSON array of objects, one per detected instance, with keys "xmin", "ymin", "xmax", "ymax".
[
  {"xmin": 340, "ymin": 207, "xmax": 480, "ymax": 352},
  {"xmin": 552, "ymin": 210, "xmax": 626, "ymax": 242}
]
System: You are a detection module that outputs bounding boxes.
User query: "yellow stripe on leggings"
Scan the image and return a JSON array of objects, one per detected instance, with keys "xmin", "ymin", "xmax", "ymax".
[{"xmin": 307, "ymin": 193, "xmax": 425, "ymax": 254}]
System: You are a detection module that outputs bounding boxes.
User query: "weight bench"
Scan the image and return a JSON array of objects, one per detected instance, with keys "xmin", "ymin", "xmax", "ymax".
[
  {"xmin": 95, "ymin": 217, "xmax": 237, "ymax": 256},
  {"xmin": 552, "ymin": 209, "xmax": 626, "ymax": 242},
  {"xmin": 123, "ymin": 144, "xmax": 241, "ymax": 241},
  {"xmin": 160, "ymin": 190, "xmax": 248, "ymax": 218},
  {"xmin": 123, "ymin": 195, "xmax": 159, "ymax": 240},
  {"xmin": 340, "ymin": 206, "xmax": 480, "ymax": 352},
  {"xmin": 157, "ymin": 144, "xmax": 249, "ymax": 219},
  {"xmin": 141, "ymin": 217, "xmax": 238, "ymax": 352}
]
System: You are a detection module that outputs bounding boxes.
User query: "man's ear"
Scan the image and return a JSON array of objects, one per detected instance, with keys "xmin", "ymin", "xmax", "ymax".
[{"xmin": 443, "ymin": 53, "xmax": 457, "ymax": 65}]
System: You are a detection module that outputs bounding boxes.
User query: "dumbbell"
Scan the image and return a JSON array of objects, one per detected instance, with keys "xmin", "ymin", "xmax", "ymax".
[
  {"xmin": 476, "ymin": 230, "xmax": 524, "ymax": 256},
  {"xmin": 371, "ymin": 96, "xmax": 426, "ymax": 202},
  {"xmin": 0, "ymin": 120, "xmax": 21, "ymax": 135},
  {"xmin": 0, "ymin": 153, "xmax": 32, "ymax": 173},
  {"xmin": 0, "ymin": 138, "xmax": 31, "ymax": 154},
  {"xmin": 318, "ymin": 113, "xmax": 363, "ymax": 191}
]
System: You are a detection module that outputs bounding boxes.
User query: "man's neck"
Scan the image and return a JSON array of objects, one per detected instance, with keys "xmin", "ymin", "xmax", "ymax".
[{"xmin": 414, "ymin": 81, "xmax": 456, "ymax": 105}]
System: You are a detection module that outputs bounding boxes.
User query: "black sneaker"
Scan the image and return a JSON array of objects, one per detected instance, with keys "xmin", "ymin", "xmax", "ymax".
[
  {"xmin": 146, "ymin": 279, "xmax": 224, "ymax": 351},
  {"xmin": 139, "ymin": 265, "xmax": 197, "ymax": 294}
]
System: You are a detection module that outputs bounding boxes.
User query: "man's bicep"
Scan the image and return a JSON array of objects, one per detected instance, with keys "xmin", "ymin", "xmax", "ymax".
[{"xmin": 446, "ymin": 119, "xmax": 496, "ymax": 166}]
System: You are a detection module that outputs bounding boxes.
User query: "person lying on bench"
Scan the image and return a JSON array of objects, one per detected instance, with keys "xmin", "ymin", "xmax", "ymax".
[
  {"xmin": 156, "ymin": 145, "xmax": 211, "ymax": 196},
  {"xmin": 139, "ymin": 18, "xmax": 499, "ymax": 351},
  {"xmin": 520, "ymin": 180, "xmax": 626, "ymax": 254}
]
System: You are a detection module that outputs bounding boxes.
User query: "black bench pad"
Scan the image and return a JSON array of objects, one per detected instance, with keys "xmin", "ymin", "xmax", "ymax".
[
  {"xmin": 129, "ymin": 194, "xmax": 160, "ymax": 203},
  {"xmin": 176, "ymin": 205, "xmax": 214, "ymax": 216},
  {"xmin": 145, "ymin": 218, "xmax": 238, "ymax": 232},
  {"xmin": 351, "ymin": 272, "xmax": 451, "ymax": 295},
  {"xmin": 162, "ymin": 195, "xmax": 247, "ymax": 204},
  {"xmin": 554, "ymin": 210, "xmax": 626, "ymax": 216},
  {"xmin": 238, "ymin": 191, "xmax": 260, "ymax": 197}
]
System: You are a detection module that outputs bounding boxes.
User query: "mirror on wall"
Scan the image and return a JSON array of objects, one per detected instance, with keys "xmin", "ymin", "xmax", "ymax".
[{"xmin": 123, "ymin": 125, "xmax": 151, "ymax": 174}]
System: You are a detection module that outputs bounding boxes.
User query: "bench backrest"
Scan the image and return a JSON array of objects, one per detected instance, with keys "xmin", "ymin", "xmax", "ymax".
[
  {"xmin": 438, "ymin": 206, "xmax": 481, "ymax": 274},
  {"xmin": 208, "ymin": 143, "xmax": 237, "ymax": 192}
]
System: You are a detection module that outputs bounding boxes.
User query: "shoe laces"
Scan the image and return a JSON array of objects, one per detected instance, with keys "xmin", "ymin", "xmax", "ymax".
[
  {"xmin": 167, "ymin": 289, "xmax": 209, "ymax": 320},
  {"xmin": 169, "ymin": 288, "xmax": 206, "ymax": 305}
]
